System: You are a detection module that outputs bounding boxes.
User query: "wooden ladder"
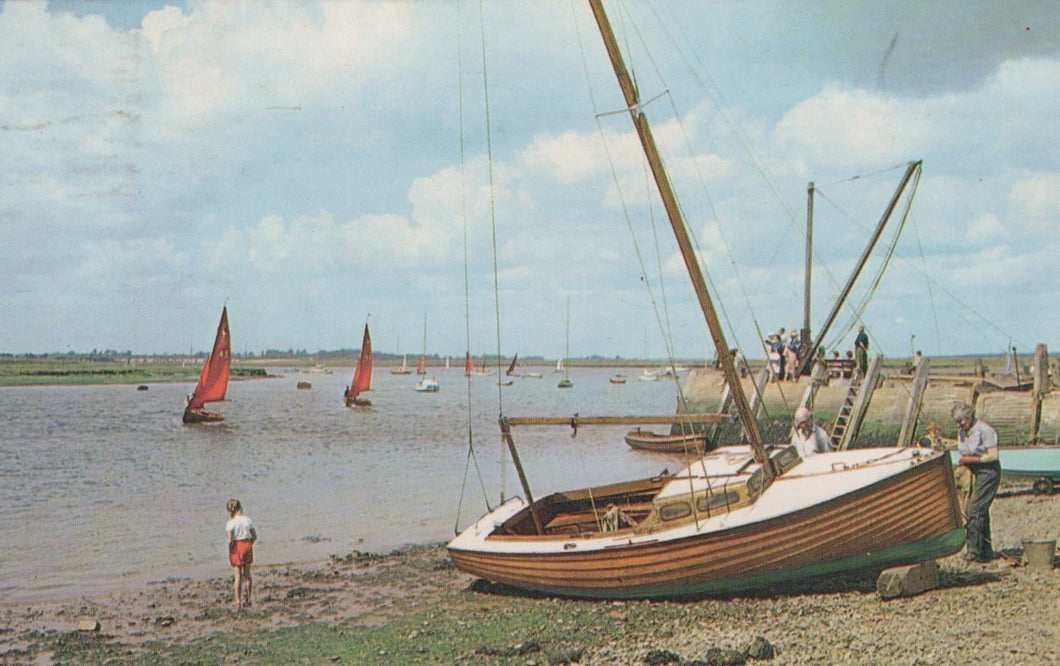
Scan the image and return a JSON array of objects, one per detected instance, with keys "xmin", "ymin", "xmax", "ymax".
[
  {"xmin": 831, "ymin": 355, "xmax": 884, "ymax": 450},
  {"xmin": 829, "ymin": 379, "xmax": 861, "ymax": 449}
]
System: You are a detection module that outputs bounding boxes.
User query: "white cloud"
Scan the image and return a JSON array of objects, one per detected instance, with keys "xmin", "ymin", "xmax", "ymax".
[
  {"xmin": 1009, "ymin": 173, "xmax": 1060, "ymax": 231},
  {"xmin": 966, "ymin": 213, "xmax": 1005, "ymax": 243},
  {"xmin": 773, "ymin": 86, "xmax": 935, "ymax": 170}
]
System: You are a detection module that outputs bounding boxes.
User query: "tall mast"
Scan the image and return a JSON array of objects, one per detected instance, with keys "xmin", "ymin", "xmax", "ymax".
[
  {"xmin": 803, "ymin": 182, "xmax": 814, "ymax": 351},
  {"xmin": 587, "ymin": 0, "xmax": 769, "ymax": 468}
]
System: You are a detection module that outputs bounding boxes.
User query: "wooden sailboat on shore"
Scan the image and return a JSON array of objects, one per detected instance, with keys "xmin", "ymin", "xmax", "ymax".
[
  {"xmin": 345, "ymin": 324, "xmax": 373, "ymax": 408},
  {"xmin": 447, "ymin": 0, "xmax": 963, "ymax": 600},
  {"xmin": 183, "ymin": 306, "xmax": 231, "ymax": 424}
]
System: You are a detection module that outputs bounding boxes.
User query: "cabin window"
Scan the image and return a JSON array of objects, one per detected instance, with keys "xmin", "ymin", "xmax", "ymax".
[
  {"xmin": 697, "ymin": 491, "xmax": 739, "ymax": 512},
  {"xmin": 771, "ymin": 446, "xmax": 802, "ymax": 474},
  {"xmin": 659, "ymin": 501, "xmax": 692, "ymax": 522},
  {"xmin": 747, "ymin": 468, "xmax": 765, "ymax": 496}
]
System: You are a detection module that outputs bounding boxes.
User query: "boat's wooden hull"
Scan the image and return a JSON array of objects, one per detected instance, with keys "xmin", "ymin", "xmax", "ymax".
[
  {"xmin": 346, "ymin": 398, "xmax": 372, "ymax": 407},
  {"xmin": 624, "ymin": 429, "xmax": 711, "ymax": 454},
  {"xmin": 182, "ymin": 408, "xmax": 224, "ymax": 424},
  {"xmin": 449, "ymin": 451, "xmax": 963, "ymax": 599}
]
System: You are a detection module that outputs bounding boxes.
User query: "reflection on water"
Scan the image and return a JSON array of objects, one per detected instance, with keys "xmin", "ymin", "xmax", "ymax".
[{"xmin": 0, "ymin": 367, "xmax": 687, "ymax": 603}]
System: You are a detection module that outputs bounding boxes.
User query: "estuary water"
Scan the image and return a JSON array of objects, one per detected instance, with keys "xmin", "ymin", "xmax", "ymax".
[{"xmin": 0, "ymin": 367, "xmax": 688, "ymax": 603}]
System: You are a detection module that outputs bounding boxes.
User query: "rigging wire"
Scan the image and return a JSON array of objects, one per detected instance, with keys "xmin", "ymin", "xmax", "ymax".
[
  {"xmin": 475, "ymin": 0, "xmax": 510, "ymax": 504},
  {"xmin": 909, "ymin": 211, "xmax": 943, "ymax": 355},
  {"xmin": 616, "ymin": 1, "xmax": 794, "ymax": 374},
  {"xmin": 569, "ymin": 0, "xmax": 707, "ymax": 450},
  {"xmin": 476, "ymin": 0, "xmax": 506, "ymax": 418},
  {"xmin": 454, "ymin": 0, "xmax": 492, "ymax": 536},
  {"xmin": 609, "ymin": 1, "xmax": 787, "ymax": 414},
  {"xmin": 814, "ymin": 174, "xmax": 1023, "ymax": 352},
  {"xmin": 821, "ymin": 170, "xmax": 922, "ymax": 354},
  {"xmin": 646, "ymin": 1, "xmax": 804, "ymax": 279},
  {"xmin": 573, "ymin": 0, "xmax": 689, "ymax": 412}
]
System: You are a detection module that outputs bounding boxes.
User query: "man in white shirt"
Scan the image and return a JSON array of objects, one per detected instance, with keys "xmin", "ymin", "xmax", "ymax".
[
  {"xmin": 791, "ymin": 406, "xmax": 833, "ymax": 458},
  {"xmin": 953, "ymin": 402, "xmax": 1000, "ymax": 562}
]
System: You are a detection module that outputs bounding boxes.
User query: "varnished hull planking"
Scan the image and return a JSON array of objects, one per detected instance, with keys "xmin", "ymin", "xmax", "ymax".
[{"xmin": 449, "ymin": 450, "xmax": 963, "ymax": 599}]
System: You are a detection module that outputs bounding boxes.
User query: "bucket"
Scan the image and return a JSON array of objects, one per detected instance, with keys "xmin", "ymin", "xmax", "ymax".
[{"xmin": 1021, "ymin": 539, "xmax": 1056, "ymax": 571}]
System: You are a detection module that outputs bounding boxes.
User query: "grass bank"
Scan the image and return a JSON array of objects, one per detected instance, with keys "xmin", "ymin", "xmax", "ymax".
[{"xmin": 0, "ymin": 359, "xmax": 267, "ymax": 387}]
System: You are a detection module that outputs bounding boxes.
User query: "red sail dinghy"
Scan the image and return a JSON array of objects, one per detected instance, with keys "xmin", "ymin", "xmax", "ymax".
[
  {"xmin": 183, "ymin": 306, "xmax": 231, "ymax": 424},
  {"xmin": 345, "ymin": 323, "xmax": 373, "ymax": 408}
]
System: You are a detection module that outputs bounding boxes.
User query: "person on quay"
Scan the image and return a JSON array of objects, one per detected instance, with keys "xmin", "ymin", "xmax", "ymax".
[
  {"xmin": 785, "ymin": 330, "xmax": 800, "ymax": 382},
  {"xmin": 771, "ymin": 329, "xmax": 787, "ymax": 381},
  {"xmin": 791, "ymin": 406, "xmax": 833, "ymax": 459},
  {"xmin": 854, "ymin": 325, "xmax": 869, "ymax": 379},
  {"xmin": 952, "ymin": 402, "xmax": 1000, "ymax": 563}
]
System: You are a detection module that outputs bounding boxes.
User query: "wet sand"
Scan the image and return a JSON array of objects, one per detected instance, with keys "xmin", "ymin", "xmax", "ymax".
[{"xmin": 3, "ymin": 483, "xmax": 1058, "ymax": 664}]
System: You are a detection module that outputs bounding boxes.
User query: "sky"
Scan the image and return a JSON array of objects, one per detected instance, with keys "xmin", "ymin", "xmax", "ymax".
[{"xmin": 2, "ymin": 1, "xmax": 1059, "ymax": 361}]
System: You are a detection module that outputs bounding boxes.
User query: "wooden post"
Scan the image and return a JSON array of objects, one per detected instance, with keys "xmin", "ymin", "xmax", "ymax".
[
  {"xmin": 499, "ymin": 418, "xmax": 543, "ymax": 535},
  {"xmin": 1032, "ymin": 344, "xmax": 1050, "ymax": 440},
  {"xmin": 898, "ymin": 357, "xmax": 931, "ymax": 447}
]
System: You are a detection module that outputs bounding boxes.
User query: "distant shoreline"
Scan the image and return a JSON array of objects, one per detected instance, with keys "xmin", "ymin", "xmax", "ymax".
[{"xmin": 0, "ymin": 353, "xmax": 1026, "ymax": 387}]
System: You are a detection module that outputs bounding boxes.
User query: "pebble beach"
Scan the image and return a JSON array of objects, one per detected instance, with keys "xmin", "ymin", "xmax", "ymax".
[{"xmin": 2, "ymin": 481, "xmax": 1057, "ymax": 664}]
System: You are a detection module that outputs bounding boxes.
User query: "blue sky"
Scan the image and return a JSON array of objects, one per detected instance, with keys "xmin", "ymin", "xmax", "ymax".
[{"xmin": 3, "ymin": 1, "xmax": 1059, "ymax": 361}]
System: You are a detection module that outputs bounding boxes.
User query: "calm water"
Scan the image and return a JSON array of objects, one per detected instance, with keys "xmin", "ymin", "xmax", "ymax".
[{"xmin": 0, "ymin": 367, "xmax": 686, "ymax": 603}]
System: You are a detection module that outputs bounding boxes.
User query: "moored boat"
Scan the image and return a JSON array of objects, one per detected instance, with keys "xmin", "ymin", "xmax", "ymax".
[
  {"xmin": 624, "ymin": 427, "xmax": 710, "ymax": 454},
  {"xmin": 947, "ymin": 446, "xmax": 1060, "ymax": 494},
  {"xmin": 391, "ymin": 354, "xmax": 412, "ymax": 375},
  {"xmin": 415, "ymin": 375, "xmax": 440, "ymax": 393}
]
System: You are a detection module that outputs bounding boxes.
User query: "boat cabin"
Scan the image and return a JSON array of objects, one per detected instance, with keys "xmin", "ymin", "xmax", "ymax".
[{"xmin": 493, "ymin": 445, "xmax": 803, "ymax": 539}]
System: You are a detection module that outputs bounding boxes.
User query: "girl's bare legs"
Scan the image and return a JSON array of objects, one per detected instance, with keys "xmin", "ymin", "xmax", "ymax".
[
  {"xmin": 232, "ymin": 566, "xmax": 243, "ymax": 609},
  {"xmin": 243, "ymin": 565, "xmax": 253, "ymax": 607}
]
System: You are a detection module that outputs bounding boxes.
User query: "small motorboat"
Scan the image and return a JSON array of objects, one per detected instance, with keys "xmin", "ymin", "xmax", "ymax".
[{"xmin": 415, "ymin": 376, "xmax": 440, "ymax": 393}]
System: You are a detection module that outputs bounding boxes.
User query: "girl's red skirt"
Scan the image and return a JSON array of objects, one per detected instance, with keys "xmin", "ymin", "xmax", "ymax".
[{"xmin": 229, "ymin": 540, "xmax": 254, "ymax": 567}]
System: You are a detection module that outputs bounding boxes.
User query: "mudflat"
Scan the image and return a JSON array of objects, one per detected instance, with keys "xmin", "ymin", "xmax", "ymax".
[{"xmin": 2, "ymin": 483, "xmax": 1057, "ymax": 664}]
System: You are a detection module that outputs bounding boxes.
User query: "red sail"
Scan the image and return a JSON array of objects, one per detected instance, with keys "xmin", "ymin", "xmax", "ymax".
[
  {"xmin": 464, "ymin": 352, "xmax": 474, "ymax": 376},
  {"xmin": 506, "ymin": 353, "xmax": 518, "ymax": 376},
  {"xmin": 417, "ymin": 355, "xmax": 426, "ymax": 374},
  {"xmin": 188, "ymin": 306, "xmax": 231, "ymax": 411},
  {"xmin": 349, "ymin": 324, "xmax": 373, "ymax": 400}
]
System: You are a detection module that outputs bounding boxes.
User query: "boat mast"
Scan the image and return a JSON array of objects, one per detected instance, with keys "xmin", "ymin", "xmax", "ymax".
[
  {"xmin": 803, "ymin": 182, "xmax": 814, "ymax": 355},
  {"xmin": 588, "ymin": 0, "xmax": 769, "ymax": 468}
]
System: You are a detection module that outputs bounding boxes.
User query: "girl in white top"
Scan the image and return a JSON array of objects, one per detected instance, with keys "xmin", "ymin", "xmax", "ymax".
[{"xmin": 225, "ymin": 499, "xmax": 257, "ymax": 609}]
